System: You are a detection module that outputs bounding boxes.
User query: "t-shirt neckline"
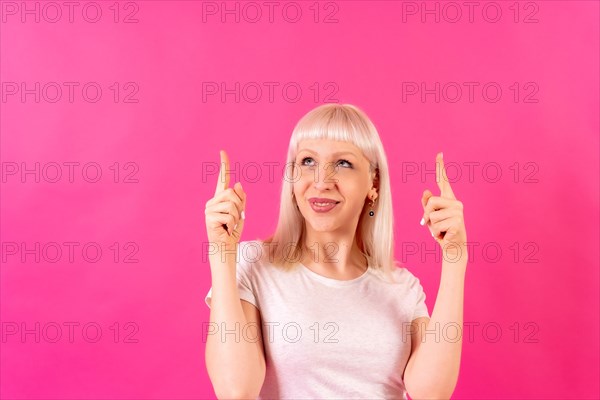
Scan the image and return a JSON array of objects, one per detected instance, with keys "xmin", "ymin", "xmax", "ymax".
[{"xmin": 298, "ymin": 262, "xmax": 371, "ymax": 286}]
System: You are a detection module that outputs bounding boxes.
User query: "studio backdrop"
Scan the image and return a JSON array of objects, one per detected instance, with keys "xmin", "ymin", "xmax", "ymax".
[{"xmin": 1, "ymin": 1, "xmax": 598, "ymax": 399}]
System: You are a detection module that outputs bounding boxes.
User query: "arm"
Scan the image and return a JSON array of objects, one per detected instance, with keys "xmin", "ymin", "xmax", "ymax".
[
  {"xmin": 404, "ymin": 152, "xmax": 468, "ymax": 399},
  {"xmin": 403, "ymin": 253, "xmax": 467, "ymax": 400},
  {"xmin": 204, "ymin": 150, "xmax": 265, "ymax": 398},
  {"xmin": 205, "ymin": 249, "xmax": 266, "ymax": 399}
]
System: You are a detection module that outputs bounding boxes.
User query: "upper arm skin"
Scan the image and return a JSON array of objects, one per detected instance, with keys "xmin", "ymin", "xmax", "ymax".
[
  {"xmin": 241, "ymin": 299, "xmax": 266, "ymax": 390},
  {"xmin": 403, "ymin": 316, "xmax": 430, "ymax": 397}
]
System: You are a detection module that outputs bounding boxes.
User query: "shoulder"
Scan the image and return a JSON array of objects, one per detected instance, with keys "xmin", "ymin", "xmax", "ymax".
[
  {"xmin": 377, "ymin": 266, "xmax": 426, "ymax": 295},
  {"xmin": 368, "ymin": 265, "xmax": 425, "ymax": 294},
  {"xmin": 235, "ymin": 239, "xmax": 277, "ymax": 274},
  {"xmin": 381, "ymin": 265, "xmax": 423, "ymax": 286},
  {"xmin": 236, "ymin": 240, "xmax": 266, "ymax": 263}
]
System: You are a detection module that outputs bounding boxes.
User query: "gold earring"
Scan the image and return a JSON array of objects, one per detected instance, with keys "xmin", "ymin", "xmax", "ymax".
[{"xmin": 369, "ymin": 198, "xmax": 375, "ymax": 217}]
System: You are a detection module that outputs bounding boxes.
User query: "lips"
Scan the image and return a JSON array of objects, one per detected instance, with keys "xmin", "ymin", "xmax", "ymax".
[
  {"xmin": 308, "ymin": 198, "xmax": 340, "ymax": 213},
  {"xmin": 309, "ymin": 197, "xmax": 340, "ymax": 205}
]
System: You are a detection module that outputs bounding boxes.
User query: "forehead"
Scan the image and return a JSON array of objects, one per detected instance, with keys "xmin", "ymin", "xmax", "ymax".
[{"xmin": 297, "ymin": 139, "xmax": 362, "ymax": 156}]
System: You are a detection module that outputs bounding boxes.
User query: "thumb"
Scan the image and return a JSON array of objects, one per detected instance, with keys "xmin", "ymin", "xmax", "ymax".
[
  {"xmin": 233, "ymin": 181, "xmax": 246, "ymax": 213},
  {"xmin": 232, "ymin": 214, "xmax": 245, "ymax": 240},
  {"xmin": 421, "ymin": 189, "xmax": 433, "ymax": 209},
  {"xmin": 232, "ymin": 182, "xmax": 246, "ymax": 239}
]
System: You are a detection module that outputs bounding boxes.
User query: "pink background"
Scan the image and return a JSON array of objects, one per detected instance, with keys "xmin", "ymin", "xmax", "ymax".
[{"xmin": 1, "ymin": 1, "xmax": 598, "ymax": 399}]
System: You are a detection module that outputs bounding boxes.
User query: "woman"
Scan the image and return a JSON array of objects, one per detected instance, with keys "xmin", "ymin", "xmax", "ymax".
[{"xmin": 204, "ymin": 104, "xmax": 468, "ymax": 399}]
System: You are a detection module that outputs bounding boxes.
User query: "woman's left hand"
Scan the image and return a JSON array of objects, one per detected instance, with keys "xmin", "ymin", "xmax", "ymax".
[{"xmin": 420, "ymin": 152, "xmax": 468, "ymax": 262}]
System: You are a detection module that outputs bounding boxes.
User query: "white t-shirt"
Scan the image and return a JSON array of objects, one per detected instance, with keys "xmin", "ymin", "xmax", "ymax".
[{"xmin": 204, "ymin": 240, "xmax": 430, "ymax": 400}]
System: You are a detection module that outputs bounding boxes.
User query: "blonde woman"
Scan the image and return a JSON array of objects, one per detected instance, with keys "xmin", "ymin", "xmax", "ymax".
[{"xmin": 204, "ymin": 104, "xmax": 468, "ymax": 399}]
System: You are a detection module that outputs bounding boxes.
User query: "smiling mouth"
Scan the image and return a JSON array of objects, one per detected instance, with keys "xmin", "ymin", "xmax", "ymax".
[
  {"xmin": 309, "ymin": 197, "xmax": 341, "ymax": 205},
  {"xmin": 309, "ymin": 201, "xmax": 340, "ymax": 213},
  {"xmin": 312, "ymin": 201, "xmax": 339, "ymax": 206}
]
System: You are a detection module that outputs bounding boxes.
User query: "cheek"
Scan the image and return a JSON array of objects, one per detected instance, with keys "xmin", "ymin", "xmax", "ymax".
[
  {"xmin": 293, "ymin": 181, "xmax": 310, "ymax": 197},
  {"xmin": 344, "ymin": 184, "xmax": 369, "ymax": 205},
  {"xmin": 296, "ymin": 172, "xmax": 317, "ymax": 189}
]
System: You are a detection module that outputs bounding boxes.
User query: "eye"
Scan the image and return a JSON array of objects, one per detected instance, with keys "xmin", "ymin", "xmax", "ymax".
[
  {"xmin": 338, "ymin": 159, "xmax": 353, "ymax": 168},
  {"xmin": 299, "ymin": 157, "xmax": 353, "ymax": 169},
  {"xmin": 300, "ymin": 157, "xmax": 315, "ymax": 166}
]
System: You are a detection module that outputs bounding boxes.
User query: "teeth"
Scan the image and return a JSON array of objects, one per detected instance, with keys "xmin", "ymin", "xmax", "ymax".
[{"xmin": 314, "ymin": 202, "xmax": 335, "ymax": 206}]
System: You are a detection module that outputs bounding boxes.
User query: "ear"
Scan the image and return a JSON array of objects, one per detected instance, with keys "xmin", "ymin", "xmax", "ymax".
[
  {"xmin": 371, "ymin": 167, "xmax": 380, "ymax": 190},
  {"xmin": 369, "ymin": 168, "xmax": 380, "ymax": 201}
]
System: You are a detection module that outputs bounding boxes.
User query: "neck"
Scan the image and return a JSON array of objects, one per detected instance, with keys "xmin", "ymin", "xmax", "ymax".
[{"xmin": 300, "ymin": 229, "xmax": 367, "ymax": 278}]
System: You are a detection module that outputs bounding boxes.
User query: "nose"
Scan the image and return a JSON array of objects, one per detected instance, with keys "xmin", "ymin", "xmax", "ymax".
[{"xmin": 313, "ymin": 161, "xmax": 338, "ymax": 190}]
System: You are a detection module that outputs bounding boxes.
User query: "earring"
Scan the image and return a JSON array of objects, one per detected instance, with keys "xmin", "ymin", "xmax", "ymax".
[{"xmin": 369, "ymin": 198, "xmax": 375, "ymax": 217}]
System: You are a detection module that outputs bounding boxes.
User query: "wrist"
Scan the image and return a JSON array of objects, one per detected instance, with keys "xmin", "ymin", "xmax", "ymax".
[
  {"xmin": 208, "ymin": 246, "xmax": 239, "ymax": 267},
  {"xmin": 442, "ymin": 243, "xmax": 469, "ymax": 266}
]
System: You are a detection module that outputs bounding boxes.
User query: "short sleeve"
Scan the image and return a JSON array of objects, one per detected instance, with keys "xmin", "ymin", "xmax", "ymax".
[
  {"xmin": 204, "ymin": 241, "xmax": 259, "ymax": 309},
  {"xmin": 412, "ymin": 277, "xmax": 430, "ymax": 321}
]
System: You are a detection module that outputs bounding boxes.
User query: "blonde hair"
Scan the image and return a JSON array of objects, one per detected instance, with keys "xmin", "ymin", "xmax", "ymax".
[{"xmin": 258, "ymin": 103, "xmax": 401, "ymax": 283}]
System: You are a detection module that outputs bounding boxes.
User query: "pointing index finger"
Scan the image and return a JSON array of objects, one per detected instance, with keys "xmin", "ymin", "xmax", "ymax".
[
  {"xmin": 436, "ymin": 152, "xmax": 455, "ymax": 199},
  {"xmin": 215, "ymin": 150, "xmax": 230, "ymax": 196}
]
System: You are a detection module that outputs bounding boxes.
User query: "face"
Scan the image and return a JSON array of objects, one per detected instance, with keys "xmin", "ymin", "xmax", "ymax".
[{"xmin": 293, "ymin": 138, "xmax": 378, "ymax": 234}]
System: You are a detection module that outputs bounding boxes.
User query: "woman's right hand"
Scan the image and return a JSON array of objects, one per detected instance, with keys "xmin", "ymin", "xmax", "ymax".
[{"xmin": 205, "ymin": 150, "xmax": 246, "ymax": 250}]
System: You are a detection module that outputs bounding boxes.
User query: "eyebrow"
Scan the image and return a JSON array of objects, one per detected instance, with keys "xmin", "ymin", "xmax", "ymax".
[{"xmin": 297, "ymin": 149, "xmax": 358, "ymax": 158}]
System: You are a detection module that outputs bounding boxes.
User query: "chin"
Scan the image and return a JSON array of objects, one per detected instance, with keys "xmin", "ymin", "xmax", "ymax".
[{"xmin": 307, "ymin": 220, "xmax": 342, "ymax": 231}]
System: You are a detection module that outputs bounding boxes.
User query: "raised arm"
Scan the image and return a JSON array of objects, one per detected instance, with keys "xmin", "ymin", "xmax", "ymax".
[
  {"xmin": 204, "ymin": 150, "xmax": 265, "ymax": 399},
  {"xmin": 404, "ymin": 152, "xmax": 468, "ymax": 399}
]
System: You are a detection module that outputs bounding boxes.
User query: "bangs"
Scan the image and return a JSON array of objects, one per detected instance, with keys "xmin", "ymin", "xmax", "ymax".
[{"xmin": 290, "ymin": 104, "xmax": 377, "ymax": 164}]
